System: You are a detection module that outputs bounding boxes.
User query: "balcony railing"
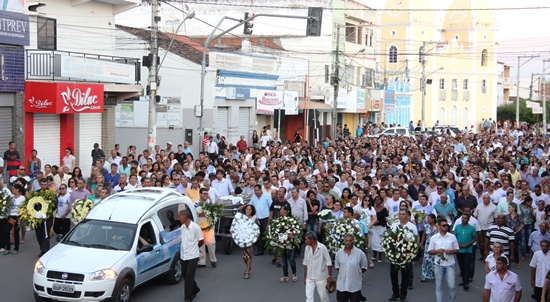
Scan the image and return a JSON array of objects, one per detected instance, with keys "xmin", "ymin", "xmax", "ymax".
[
  {"xmin": 439, "ymin": 90, "xmax": 446, "ymax": 101},
  {"xmin": 463, "ymin": 90, "xmax": 470, "ymax": 101},
  {"xmin": 451, "ymin": 90, "xmax": 458, "ymax": 101},
  {"xmin": 26, "ymin": 49, "xmax": 141, "ymax": 85}
]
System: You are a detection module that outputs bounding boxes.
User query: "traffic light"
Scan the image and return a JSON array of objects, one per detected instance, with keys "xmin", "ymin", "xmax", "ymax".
[
  {"xmin": 306, "ymin": 7, "xmax": 323, "ymax": 37},
  {"xmin": 243, "ymin": 12, "xmax": 254, "ymax": 35}
]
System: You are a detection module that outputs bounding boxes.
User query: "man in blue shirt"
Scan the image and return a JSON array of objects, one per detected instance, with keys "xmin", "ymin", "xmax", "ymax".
[{"xmin": 249, "ymin": 184, "xmax": 272, "ymax": 256}]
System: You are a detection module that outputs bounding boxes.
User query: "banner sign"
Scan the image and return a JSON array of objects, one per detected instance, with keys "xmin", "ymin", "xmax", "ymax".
[{"xmin": 25, "ymin": 82, "xmax": 105, "ymax": 114}]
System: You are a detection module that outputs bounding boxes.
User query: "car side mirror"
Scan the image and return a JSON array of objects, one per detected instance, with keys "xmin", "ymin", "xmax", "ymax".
[
  {"xmin": 137, "ymin": 244, "xmax": 154, "ymax": 254},
  {"xmin": 56, "ymin": 234, "xmax": 64, "ymax": 243}
]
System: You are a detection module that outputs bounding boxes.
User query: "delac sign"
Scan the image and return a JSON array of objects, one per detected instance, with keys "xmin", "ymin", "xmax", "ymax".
[{"xmin": 25, "ymin": 82, "xmax": 104, "ymax": 114}]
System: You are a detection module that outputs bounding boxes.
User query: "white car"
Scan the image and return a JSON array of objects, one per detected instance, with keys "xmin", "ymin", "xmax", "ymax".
[
  {"xmin": 367, "ymin": 127, "xmax": 413, "ymax": 138},
  {"xmin": 33, "ymin": 188, "xmax": 197, "ymax": 302}
]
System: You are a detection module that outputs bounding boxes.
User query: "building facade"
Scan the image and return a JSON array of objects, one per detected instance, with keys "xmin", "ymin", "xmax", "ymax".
[{"xmin": 378, "ymin": 0, "xmax": 499, "ymax": 130}]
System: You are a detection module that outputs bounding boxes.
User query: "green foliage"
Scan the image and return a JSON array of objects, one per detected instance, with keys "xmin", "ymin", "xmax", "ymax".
[{"xmin": 497, "ymin": 100, "xmax": 550, "ymax": 124}]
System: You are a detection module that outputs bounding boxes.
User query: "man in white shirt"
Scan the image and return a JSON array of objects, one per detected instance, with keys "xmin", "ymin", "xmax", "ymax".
[
  {"xmin": 205, "ymin": 136, "xmax": 218, "ymax": 162},
  {"xmin": 287, "ymin": 187, "xmax": 308, "ymax": 226},
  {"xmin": 529, "ymin": 239, "xmax": 550, "ymax": 302},
  {"xmin": 178, "ymin": 209, "xmax": 204, "ymax": 302},
  {"xmin": 428, "ymin": 218, "xmax": 459, "ymax": 302},
  {"xmin": 483, "ymin": 256, "xmax": 522, "ymax": 302},
  {"xmin": 107, "ymin": 149, "xmax": 121, "ymax": 166},
  {"xmin": 303, "ymin": 231, "xmax": 332, "ymax": 302},
  {"xmin": 211, "ymin": 170, "xmax": 234, "ymax": 197}
]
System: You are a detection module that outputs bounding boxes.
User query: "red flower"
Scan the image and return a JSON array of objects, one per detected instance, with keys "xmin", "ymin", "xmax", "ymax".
[
  {"xmin": 393, "ymin": 237, "xmax": 398, "ymax": 240},
  {"xmin": 406, "ymin": 250, "xmax": 411, "ymax": 253}
]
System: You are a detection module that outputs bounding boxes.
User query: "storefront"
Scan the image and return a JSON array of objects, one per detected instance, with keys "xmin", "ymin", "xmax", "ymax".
[{"xmin": 24, "ymin": 82, "xmax": 104, "ymax": 174}]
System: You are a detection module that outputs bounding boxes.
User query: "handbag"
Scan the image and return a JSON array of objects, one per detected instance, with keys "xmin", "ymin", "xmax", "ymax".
[{"xmin": 7, "ymin": 217, "xmax": 17, "ymax": 226}]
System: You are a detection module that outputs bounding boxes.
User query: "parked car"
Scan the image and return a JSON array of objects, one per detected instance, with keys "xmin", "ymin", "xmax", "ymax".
[
  {"xmin": 33, "ymin": 188, "xmax": 197, "ymax": 302},
  {"xmin": 434, "ymin": 125, "xmax": 461, "ymax": 137},
  {"xmin": 367, "ymin": 127, "xmax": 413, "ymax": 138}
]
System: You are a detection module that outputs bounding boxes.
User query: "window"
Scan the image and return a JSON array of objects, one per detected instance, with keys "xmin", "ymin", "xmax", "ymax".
[
  {"xmin": 463, "ymin": 79, "xmax": 469, "ymax": 90},
  {"xmin": 37, "ymin": 16, "xmax": 56, "ymax": 50},
  {"xmin": 389, "ymin": 46, "xmax": 397, "ymax": 63},
  {"xmin": 345, "ymin": 23, "xmax": 359, "ymax": 44},
  {"xmin": 157, "ymin": 205, "xmax": 182, "ymax": 233},
  {"xmin": 363, "ymin": 68, "xmax": 374, "ymax": 88},
  {"xmin": 439, "ymin": 78, "xmax": 445, "ymax": 90},
  {"xmin": 356, "ymin": 67, "xmax": 362, "ymax": 86},
  {"xmin": 481, "ymin": 49, "xmax": 488, "ymax": 67},
  {"xmin": 418, "ymin": 46, "xmax": 425, "ymax": 63},
  {"xmin": 365, "ymin": 29, "xmax": 373, "ymax": 47},
  {"xmin": 138, "ymin": 222, "xmax": 157, "ymax": 247},
  {"xmin": 345, "ymin": 65, "xmax": 354, "ymax": 86},
  {"xmin": 481, "ymin": 79, "xmax": 488, "ymax": 94},
  {"xmin": 452, "ymin": 79, "xmax": 458, "ymax": 91}
]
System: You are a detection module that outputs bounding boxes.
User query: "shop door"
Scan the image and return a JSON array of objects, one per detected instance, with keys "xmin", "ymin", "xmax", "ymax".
[
  {"xmin": 78, "ymin": 113, "xmax": 103, "ymax": 177},
  {"xmin": 238, "ymin": 107, "xmax": 250, "ymax": 142},
  {"xmin": 215, "ymin": 107, "xmax": 228, "ymax": 138},
  {"xmin": 0, "ymin": 107, "xmax": 12, "ymax": 148},
  {"xmin": 34, "ymin": 114, "xmax": 60, "ymax": 168}
]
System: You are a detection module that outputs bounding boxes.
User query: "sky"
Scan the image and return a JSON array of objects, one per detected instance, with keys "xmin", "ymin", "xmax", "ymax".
[{"xmin": 361, "ymin": 0, "xmax": 550, "ymax": 77}]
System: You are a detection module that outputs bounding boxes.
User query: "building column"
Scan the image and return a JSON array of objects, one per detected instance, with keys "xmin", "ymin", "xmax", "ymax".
[{"xmin": 102, "ymin": 107, "xmax": 116, "ymax": 152}]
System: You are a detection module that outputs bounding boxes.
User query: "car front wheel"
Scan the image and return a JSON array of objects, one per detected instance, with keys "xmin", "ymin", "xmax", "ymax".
[{"xmin": 113, "ymin": 278, "xmax": 131, "ymax": 302}]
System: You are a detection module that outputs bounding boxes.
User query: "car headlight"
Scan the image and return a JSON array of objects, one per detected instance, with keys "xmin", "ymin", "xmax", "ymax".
[
  {"xmin": 34, "ymin": 260, "xmax": 45, "ymax": 275},
  {"xmin": 90, "ymin": 269, "xmax": 118, "ymax": 281}
]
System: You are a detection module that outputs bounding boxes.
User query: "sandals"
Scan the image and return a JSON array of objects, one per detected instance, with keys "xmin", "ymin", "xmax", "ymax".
[
  {"xmin": 11, "ymin": 251, "xmax": 17, "ymax": 255},
  {"xmin": 279, "ymin": 276, "xmax": 289, "ymax": 282},
  {"xmin": 244, "ymin": 272, "xmax": 250, "ymax": 279},
  {"xmin": 420, "ymin": 278, "xmax": 426, "ymax": 282},
  {"xmin": 369, "ymin": 261, "xmax": 375, "ymax": 268},
  {"xmin": 292, "ymin": 274, "xmax": 298, "ymax": 282}
]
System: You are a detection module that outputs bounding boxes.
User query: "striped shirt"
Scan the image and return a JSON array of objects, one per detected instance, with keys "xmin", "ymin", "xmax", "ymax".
[{"xmin": 486, "ymin": 225, "xmax": 515, "ymax": 255}]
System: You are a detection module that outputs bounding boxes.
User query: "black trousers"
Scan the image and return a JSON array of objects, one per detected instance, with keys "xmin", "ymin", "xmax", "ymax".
[
  {"xmin": 390, "ymin": 264, "xmax": 411, "ymax": 297},
  {"xmin": 256, "ymin": 218, "xmax": 268, "ymax": 253},
  {"xmin": 336, "ymin": 290, "xmax": 361, "ymax": 302},
  {"xmin": 0, "ymin": 219, "xmax": 8, "ymax": 249},
  {"xmin": 35, "ymin": 217, "xmax": 53, "ymax": 255},
  {"xmin": 182, "ymin": 257, "xmax": 200, "ymax": 300},
  {"xmin": 457, "ymin": 252, "xmax": 472, "ymax": 285},
  {"xmin": 54, "ymin": 217, "xmax": 71, "ymax": 237},
  {"xmin": 534, "ymin": 286, "xmax": 542, "ymax": 302}
]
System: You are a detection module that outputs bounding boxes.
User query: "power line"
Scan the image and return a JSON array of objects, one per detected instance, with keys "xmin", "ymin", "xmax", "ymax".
[{"xmin": 172, "ymin": 1, "xmax": 550, "ymax": 12}]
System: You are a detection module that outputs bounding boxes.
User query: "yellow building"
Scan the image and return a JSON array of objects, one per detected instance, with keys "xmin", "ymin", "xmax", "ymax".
[{"xmin": 379, "ymin": 0, "xmax": 498, "ymax": 131}]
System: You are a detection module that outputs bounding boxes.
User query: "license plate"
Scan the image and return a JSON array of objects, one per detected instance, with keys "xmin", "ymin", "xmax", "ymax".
[{"xmin": 53, "ymin": 283, "xmax": 75, "ymax": 293}]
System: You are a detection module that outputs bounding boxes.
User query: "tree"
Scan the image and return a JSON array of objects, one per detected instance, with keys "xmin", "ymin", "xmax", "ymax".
[{"xmin": 497, "ymin": 100, "xmax": 549, "ymax": 124}]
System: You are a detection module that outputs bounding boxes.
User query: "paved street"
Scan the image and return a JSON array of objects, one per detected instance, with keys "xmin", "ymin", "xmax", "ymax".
[{"xmin": 1, "ymin": 232, "xmax": 535, "ymax": 301}]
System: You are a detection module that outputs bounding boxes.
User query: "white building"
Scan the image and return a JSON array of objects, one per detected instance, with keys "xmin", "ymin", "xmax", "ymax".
[
  {"xmin": 23, "ymin": 0, "xmax": 142, "ymax": 177},
  {"xmin": 116, "ymin": 0, "xmax": 378, "ymax": 144}
]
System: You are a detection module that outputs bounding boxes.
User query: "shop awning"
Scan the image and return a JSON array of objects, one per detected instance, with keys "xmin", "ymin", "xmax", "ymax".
[{"xmin": 298, "ymin": 100, "xmax": 333, "ymax": 111}]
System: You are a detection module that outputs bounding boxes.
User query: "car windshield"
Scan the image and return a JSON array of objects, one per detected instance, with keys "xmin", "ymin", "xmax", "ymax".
[{"xmin": 62, "ymin": 219, "xmax": 136, "ymax": 251}]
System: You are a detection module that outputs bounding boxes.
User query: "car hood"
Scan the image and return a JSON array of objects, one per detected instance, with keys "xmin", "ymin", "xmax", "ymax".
[{"xmin": 40, "ymin": 244, "xmax": 128, "ymax": 273}]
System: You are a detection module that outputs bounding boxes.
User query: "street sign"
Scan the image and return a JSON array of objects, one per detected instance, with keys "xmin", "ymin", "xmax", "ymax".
[{"xmin": 532, "ymin": 107, "xmax": 543, "ymax": 114}]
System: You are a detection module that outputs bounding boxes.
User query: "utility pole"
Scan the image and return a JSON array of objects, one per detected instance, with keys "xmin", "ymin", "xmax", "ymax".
[
  {"xmin": 332, "ymin": 24, "xmax": 340, "ymax": 140},
  {"xmin": 147, "ymin": 0, "xmax": 159, "ymax": 151},
  {"xmin": 420, "ymin": 41, "xmax": 426, "ymax": 132},
  {"xmin": 544, "ymin": 59, "xmax": 549, "ymax": 134},
  {"xmin": 517, "ymin": 55, "xmax": 539, "ymax": 127},
  {"xmin": 530, "ymin": 73, "xmax": 535, "ymax": 100}
]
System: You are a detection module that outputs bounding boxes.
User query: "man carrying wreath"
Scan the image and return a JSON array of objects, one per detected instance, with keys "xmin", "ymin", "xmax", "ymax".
[
  {"xmin": 35, "ymin": 178, "xmax": 55, "ymax": 257},
  {"xmin": 389, "ymin": 209, "xmax": 418, "ymax": 302}
]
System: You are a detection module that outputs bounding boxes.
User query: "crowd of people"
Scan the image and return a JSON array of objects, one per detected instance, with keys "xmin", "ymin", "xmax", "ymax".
[{"xmin": 3, "ymin": 119, "xmax": 550, "ymax": 301}]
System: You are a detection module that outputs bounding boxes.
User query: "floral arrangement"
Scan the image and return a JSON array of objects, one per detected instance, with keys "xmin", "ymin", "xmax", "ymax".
[
  {"xmin": 324, "ymin": 219, "xmax": 365, "ymax": 254},
  {"xmin": 70, "ymin": 199, "xmax": 94, "ymax": 225},
  {"xmin": 196, "ymin": 201, "xmax": 224, "ymax": 231},
  {"xmin": 19, "ymin": 189, "xmax": 57, "ymax": 229},
  {"xmin": 0, "ymin": 190, "xmax": 12, "ymax": 218},
  {"xmin": 231, "ymin": 212, "xmax": 260, "ymax": 248},
  {"xmin": 264, "ymin": 215, "xmax": 303, "ymax": 254},
  {"xmin": 318, "ymin": 209, "xmax": 335, "ymax": 223},
  {"xmin": 411, "ymin": 209, "xmax": 424, "ymax": 225},
  {"xmin": 382, "ymin": 225, "xmax": 420, "ymax": 268}
]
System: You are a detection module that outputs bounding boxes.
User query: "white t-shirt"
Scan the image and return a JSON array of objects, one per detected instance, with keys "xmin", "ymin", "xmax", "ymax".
[
  {"xmin": 385, "ymin": 199, "xmax": 402, "ymax": 217},
  {"xmin": 63, "ymin": 155, "xmax": 76, "ymax": 171},
  {"xmin": 56, "ymin": 193, "xmax": 72, "ymax": 218},
  {"xmin": 180, "ymin": 222, "xmax": 204, "ymax": 260}
]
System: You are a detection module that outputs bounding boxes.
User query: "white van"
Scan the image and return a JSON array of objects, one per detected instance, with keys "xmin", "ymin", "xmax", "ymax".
[{"xmin": 33, "ymin": 188, "xmax": 197, "ymax": 302}]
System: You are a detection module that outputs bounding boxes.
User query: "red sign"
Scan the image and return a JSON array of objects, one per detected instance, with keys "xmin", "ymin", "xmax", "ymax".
[{"xmin": 25, "ymin": 82, "xmax": 104, "ymax": 114}]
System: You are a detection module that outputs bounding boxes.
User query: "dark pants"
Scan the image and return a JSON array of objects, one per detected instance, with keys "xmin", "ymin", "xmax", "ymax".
[
  {"xmin": 457, "ymin": 252, "xmax": 472, "ymax": 285},
  {"xmin": 208, "ymin": 153, "xmax": 217, "ymax": 162},
  {"xmin": 54, "ymin": 217, "xmax": 71, "ymax": 237},
  {"xmin": 534, "ymin": 286, "xmax": 542, "ymax": 302},
  {"xmin": 512, "ymin": 234, "xmax": 521, "ymax": 264},
  {"xmin": 7, "ymin": 216, "xmax": 19, "ymax": 251},
  {"xmin": 0, "ymin": 219, "xmax": 8, "ymax": 249},
  {"xmin": 390, "ymin": 264, "xmax": 411, "ymax": 298},
  {"xmin": 182, "ymin": 257, "xmax": 200, "ymax": 301},
  {"xmin": 336, "ymin": 290, "xmax": 361, "ymax": 302},
  {"xmin": 256, "ymin": 218, "xmax": 268, "ymax": 253},
  {"xmin": 282, "ymin": 248, "xmax": 296, "ymax": 277},
  {"xmin": 35, "ymin": 217, "xmax": 53, "ymax": 255}
]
